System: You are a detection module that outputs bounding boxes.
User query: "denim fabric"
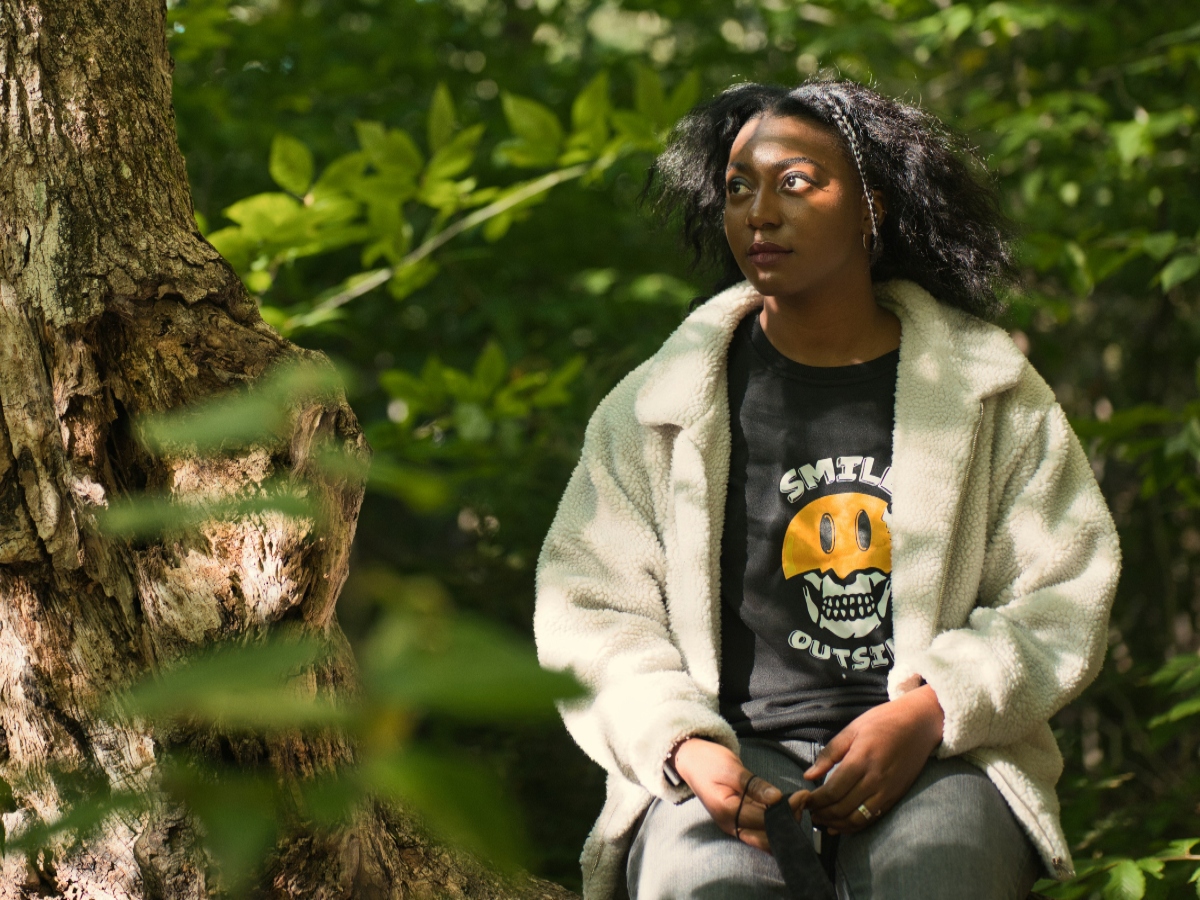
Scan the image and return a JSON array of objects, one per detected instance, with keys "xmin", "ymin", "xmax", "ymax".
[{"xmin": 626, "ymin": 738, "xmax": 1041, "ymax": 900}]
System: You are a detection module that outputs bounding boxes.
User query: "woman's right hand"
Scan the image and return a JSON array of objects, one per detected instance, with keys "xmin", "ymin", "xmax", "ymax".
[{"xmin": 671, "ymin": 738, "xmax": 803, "ymax": 853}]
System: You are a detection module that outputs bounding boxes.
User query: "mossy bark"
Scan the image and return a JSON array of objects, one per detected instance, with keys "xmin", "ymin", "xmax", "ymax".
[{"xmin": 0, "ymin": 2, "xmax": 574, "ymax": 897}]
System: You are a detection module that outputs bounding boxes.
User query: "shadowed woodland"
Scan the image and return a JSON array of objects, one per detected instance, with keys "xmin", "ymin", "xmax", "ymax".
[{"xmin": 0, "ymin": 0, "xmax": 1198, "ymax": 897}]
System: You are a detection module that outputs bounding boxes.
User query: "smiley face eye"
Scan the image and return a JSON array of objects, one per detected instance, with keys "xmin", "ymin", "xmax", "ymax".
[
  {"xmin": 856, "ymin": 509, "xmax": 871, "ymax": 551},
  {"xmin": 819, "ymin": 513, "xmax": 835, "ymax": 554}
]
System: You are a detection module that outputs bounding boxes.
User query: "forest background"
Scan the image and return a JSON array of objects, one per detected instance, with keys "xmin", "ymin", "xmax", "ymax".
[{"xmin": 125, "ymin": 0, "xmax": 1200, "ymax": 896}]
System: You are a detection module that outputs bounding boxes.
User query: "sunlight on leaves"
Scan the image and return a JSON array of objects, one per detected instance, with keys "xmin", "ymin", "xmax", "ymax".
[{"xmin": 269, "ymin": 134, "xmax": 315, "ymax": 196}]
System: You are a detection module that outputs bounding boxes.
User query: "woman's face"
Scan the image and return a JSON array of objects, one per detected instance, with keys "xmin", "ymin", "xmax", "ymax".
[{"xmin": 723, "ymin": 113, "xmax": 877, "ymax": 300}]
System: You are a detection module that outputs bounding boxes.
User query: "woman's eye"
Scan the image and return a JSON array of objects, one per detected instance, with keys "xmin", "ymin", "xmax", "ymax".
[
  {"xmin": 783, "ymin": 172, "xmax": 810, "ymax": 189},
  {"xmin": 727, "ymin": 180, "xmax": 748, "ymax": 195}
]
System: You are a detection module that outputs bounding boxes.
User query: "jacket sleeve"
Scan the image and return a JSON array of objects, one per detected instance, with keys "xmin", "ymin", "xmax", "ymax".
[
  {"xmin": 914, "ymin": 386, "xmax": 1121, "ymax": 758},
  {"xmin": 533, "ymin": 384, "xmax": 738, "ymax": 801}
]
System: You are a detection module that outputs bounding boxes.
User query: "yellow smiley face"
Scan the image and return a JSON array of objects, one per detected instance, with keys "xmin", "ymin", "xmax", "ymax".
[{"xmin": 782, "ymin": 492, "xmax": 891, "ymax": 580}]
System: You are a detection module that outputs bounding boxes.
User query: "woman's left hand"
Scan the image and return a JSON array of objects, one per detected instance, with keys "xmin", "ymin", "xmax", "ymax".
[{"xmin": 793, "ymin": 684, "xmax": 945, "ymax": 835}]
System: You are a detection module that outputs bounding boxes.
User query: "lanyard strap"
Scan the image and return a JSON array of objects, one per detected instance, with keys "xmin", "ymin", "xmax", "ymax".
[{"xmin": 763, "ymin": 798, "xmax": 839, "ymax": 900}]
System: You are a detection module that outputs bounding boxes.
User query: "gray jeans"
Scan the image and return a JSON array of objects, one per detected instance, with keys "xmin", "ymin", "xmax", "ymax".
[{"xmin": 627, "ymin": 739, "xmax": 1041, "ymax": 900}]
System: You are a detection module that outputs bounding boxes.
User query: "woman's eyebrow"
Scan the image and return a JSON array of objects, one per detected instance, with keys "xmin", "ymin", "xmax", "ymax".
[{"xmin": 727, "ymin": 155, "xmax": 824, "ymax": 174}]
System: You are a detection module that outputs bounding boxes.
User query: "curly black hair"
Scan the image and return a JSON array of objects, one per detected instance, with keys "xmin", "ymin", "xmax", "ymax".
[{"xmin": 643, "ymin": 79, "xmax": 1017, "ymax": 320}]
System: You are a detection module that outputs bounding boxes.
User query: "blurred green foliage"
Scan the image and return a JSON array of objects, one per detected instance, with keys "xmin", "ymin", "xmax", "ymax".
[
  {"xmin": 12, "ymin": 0, "xmax": 1200, "ymax": 894},
  {"xmin": 2, "ymin": 364, "xmax": 583, "ymax": 889}
]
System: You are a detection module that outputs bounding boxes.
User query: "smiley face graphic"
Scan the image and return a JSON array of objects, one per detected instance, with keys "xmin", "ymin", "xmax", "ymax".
[{"xmin": 782, "ymin": 492, "xmax": 892, "ymax": 640}]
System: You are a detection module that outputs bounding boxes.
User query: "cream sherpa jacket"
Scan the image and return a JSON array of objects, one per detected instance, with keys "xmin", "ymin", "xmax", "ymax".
[{"xmin": 534, "ymin": 279, "xmax": 1120, "ymax": 900}]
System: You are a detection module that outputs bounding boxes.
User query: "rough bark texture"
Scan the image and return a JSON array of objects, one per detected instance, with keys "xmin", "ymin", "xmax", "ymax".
[{"xmin": 0, "ymin": 2, "xmax": 576, "ymax": 897}]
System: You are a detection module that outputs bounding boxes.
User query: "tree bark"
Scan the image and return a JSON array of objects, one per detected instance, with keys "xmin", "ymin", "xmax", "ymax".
[{"xmin": 0, "ymin": 2, "xmax": 575, "ymax": 897}]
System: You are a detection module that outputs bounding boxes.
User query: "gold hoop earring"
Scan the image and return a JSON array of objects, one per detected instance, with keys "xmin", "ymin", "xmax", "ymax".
[{"xmin": 862, "ymin": 233, "xmax": 873, "ymax": 253}]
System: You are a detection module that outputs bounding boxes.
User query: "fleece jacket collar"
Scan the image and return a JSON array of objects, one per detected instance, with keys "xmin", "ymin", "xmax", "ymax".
[{"xmin": 633, "ymin": 279, "xmax": 1025, "ymax": 428}]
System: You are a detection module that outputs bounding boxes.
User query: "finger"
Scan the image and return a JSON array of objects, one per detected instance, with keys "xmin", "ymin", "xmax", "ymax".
[
  {"xmin": 805, "ymin": 759, "xmax": 865, "ymax": 810},
  {"xmin": 813, "ymin": 789, "xmax": 888, "ymax": 833},
  {"xmin": 820, "ymin": 787, "xmax": 884, "ymax": 825},
  {"xmin": 735, "ymin": 827, "xmax": 771, "ymax": 854},
  {"xmin": 804, "ymin": 732, "xmax": 852, "ymax": 781},
  {"xmin": 739, "ymin": 771, "xmax": 783, "ymax": 806},
  {"xmin": 733, "ymin": 802, "xmax": 767, "ymax": 834},
  {"xmin": 744, "ymin": 777, "xmax": 782, "ymax": 811},
  {"xmin": 788, "ymin": 789, "xmax": 809, "ymax": 816}
]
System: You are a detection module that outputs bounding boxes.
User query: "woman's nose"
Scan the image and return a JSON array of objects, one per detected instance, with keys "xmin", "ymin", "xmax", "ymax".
[{"xmin": 746, "ymin": 191, "xmax": 780, "ymax": 230}]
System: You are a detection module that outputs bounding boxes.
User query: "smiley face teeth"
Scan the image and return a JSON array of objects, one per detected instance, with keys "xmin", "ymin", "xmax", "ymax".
[{"xmin": 801, "ymin": 569, "xmax": 890, "ymax": 640}]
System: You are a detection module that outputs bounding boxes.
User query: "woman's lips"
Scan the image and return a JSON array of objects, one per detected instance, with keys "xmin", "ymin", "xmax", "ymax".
[{"xmin": 747, "ymin": 242, "xmax": 791, "ymax": 266}]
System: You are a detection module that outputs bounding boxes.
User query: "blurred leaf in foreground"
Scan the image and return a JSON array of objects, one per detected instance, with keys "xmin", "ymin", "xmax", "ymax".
[
  {"xmin": 110, "ymin": 636, "xmax": 347, "ymax": 731},
  {"xmin": 136, "ymin": 361, "xmax": 345, "ymax": 455}
]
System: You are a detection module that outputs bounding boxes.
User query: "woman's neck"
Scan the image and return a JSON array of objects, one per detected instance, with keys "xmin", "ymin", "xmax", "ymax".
[{"xmin": 756, "ymin": 277, "xmax": 901, "ymax": 367}]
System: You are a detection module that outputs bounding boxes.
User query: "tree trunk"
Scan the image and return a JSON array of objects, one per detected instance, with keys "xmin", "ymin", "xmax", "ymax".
[{"xmin": 0, "ymin": 2, "xmax": 575, "ymax": 897}]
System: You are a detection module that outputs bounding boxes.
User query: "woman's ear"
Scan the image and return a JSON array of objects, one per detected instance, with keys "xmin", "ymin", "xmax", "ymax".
[{"xmin": 861, "ymin": 189, "xmax": 886, "ymax": 231}]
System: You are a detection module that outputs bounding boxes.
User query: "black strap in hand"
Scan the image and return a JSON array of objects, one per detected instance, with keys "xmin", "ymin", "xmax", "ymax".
[{"xmin": 763, "ymin": 798, "xmax": 838, "ymax": 900}]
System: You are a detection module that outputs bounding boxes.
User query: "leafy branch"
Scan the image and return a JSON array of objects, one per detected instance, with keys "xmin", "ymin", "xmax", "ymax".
[{"xmin": 310, "ymin": 161, "xmax": 590, "ymax": 316}]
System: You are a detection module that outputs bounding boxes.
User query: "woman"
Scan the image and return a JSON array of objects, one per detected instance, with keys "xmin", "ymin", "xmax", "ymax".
[{"xmin": 534, "ymin": 79, "xmax": 1120, "ymax": 900}]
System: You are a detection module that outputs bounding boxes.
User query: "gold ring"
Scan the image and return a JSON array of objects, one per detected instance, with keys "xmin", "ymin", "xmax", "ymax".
[{"xmin": 856, "ymin": 803, "xmax": 875, "ymax": 821}]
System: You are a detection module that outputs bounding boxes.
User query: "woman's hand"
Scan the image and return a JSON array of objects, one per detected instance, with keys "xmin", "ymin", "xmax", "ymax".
[
  {"xmin": 672, "ymin": 738, "xmax": 803, "ymax": 852},
  {"xmin": 795, "ymin": 684, "xmax": 945, "ymax": 835}
]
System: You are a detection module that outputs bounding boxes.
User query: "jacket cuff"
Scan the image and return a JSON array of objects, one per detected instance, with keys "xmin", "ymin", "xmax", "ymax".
[
  {"xmin": 632, "ymin": 706, "xmax": 739, "ymax": 802},
  {"xmin": 910, "ymin": 638, "xmax": 995, "ymax": 758}
]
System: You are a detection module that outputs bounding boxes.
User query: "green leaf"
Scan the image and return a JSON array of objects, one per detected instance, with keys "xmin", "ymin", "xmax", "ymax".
[
  {"xmin": 1149, "ymin": 695, "xmax": 1200, "ymax": 727},
  {"xmin": 494, "ymin": 93, "xmax": 563, "ymax": 167},
  {"xmin": 473, "ymin": 340, "xmax": 507, "ymax": 394},
  {"xmin": 222, "ymin": 192, "xmax": 301, "ymax": 238},
  {"xmin": 625, "ymin": 273, "xmax": 698, "ymax": 306},
  {"xmin": 1063, "ymin": 240, "xmax": 1093, "ymax": 296},
  {"xmin": 1141, "ymin": 231, "xmax": 1178, "ymax": 261},
  {"xmin": 1104, "ymin": 859, "xmax": 1147, "ymax": 900},
  {"xmin": 355, "ymin": 120, "xmax": 424, "ymax": 175},
  {"xmin": 366, "ymin": 457, "xmax": 450, "ymax": 511},
  {"xmin": 666, "ymin": 70, "xmax": 701, "ymax": 125},
  {"xmin": 1110, "ymin": 120, "xmax": 1151, "ymax": 165},
  {"xmin": 388, "ymin": 258, "xmax": 439, "ymax": 300},
  {"xmin": 428, "ymin": 81, "xmax": 457, "ymax": 153},
  {"xmin": 137, "ymin": 362, "xmax": 343, "ymax": 454},
  {"xmin": 633, "ymin": 63, "xmax": 668, "ymax": 132},
  {"xmin": 6, "ymin": 787, "xmax": 144, "ymax": 855},
  {"xmin": 453, "ymin": 401, "xmax": 493, "ymax": 442},
  {"xmin": 361, "ymin": 613, "xmax": 584, "ymax": 721},
  {"xmin": 1159, "ymin": 254, "xmax": 1200, "ymax": 292},
  {"xmin": 1156, "ymin": 838, "xmax": 1199, "ymax": 858},
  {"xmin": 423, "ymin": 123, "xmax": 485, "ymax": 185},
  {"xmin": 361, "ymin": 748, "xmax": 527, "ymax": 869},
  {"xmin": 440, "ymin": 365, "xmax": 476, "ymax": 401},
  {"xmin": 530, "ymin": 356, "xmax": 584, "ymax": 407},
  {"xmin": 0, "ymin": 776, "xmax": 12, "ymax": 853},
  {"xmin": 1135, "ymin": 857, "xmax": 1164, "ymax": 878},
  {"xmin": 940, "ymin": 4, "xmax": 975, "ymax": 41},
  {"xmin": 246, "ymin": 269, "xmax": 273, "ymax": 293},
  {"xmin": 206, "ymin": 226, "xmax": 256, "ymax": 271},
  {"xmin": 482, "ymin": 210, "xmax": 514, "ymax": 242},
  {"xmin": 163, "ymin": 763, "xmax": 281, "ymax": 890},
  {"xmin": 1164, "ymin": 419, "xmax": 1200, "ymax": 461},
  {"xmin": 96, "ymin": 483, "xmax": 317, "ymax": 539},
  {"xmin": 562, "ymin": 72, "xmax": 611, "ymax": 163},
  {"xmin": 379, "ymin": 368, "xmax": 433, "ymax": 406},
  {"xmin": 610, "ymin": 109, "xmax": 663, "ymax": 152},
  {"xmin": 113, "ymin": 637, "xmax": 346, "ymax": 730},
  {"xmin": 268, "ymin": 133, "xmax": 315, "ymax": 196},
  {"xmin": 311, "ymin": 151, "xmax": 369, "ymax": 198}
]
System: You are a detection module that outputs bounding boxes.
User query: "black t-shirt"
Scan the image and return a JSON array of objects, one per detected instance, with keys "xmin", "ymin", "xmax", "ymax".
[{"xmin": 719, "ymin": 312, "xmax": 898, "ymax": 743}]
